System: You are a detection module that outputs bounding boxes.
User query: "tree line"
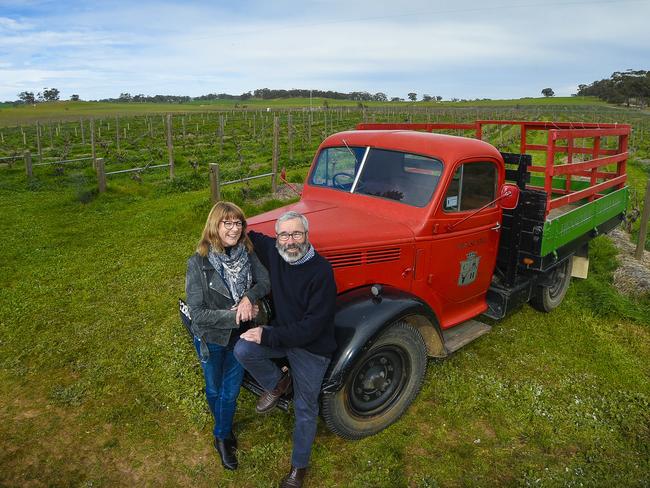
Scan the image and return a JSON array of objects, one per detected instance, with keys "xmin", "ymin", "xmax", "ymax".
[
  {"xmin": 577, "ymin": 70, "xmax": 650, "ymax": 107},
  {"xmin": 11, "ymin": 88, "xmax": 445, "ymax": 105}
]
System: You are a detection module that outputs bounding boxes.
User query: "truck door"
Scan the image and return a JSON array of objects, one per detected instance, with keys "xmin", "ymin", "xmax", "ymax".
[{"xmin": 426, "ymin": 160, "xmax": 502, "ymax": 327}]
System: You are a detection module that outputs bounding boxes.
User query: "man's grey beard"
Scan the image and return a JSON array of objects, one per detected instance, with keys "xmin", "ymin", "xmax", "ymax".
[{"xmin": 276, "ymin": 239, "xmax": 310, "ymax": 263}]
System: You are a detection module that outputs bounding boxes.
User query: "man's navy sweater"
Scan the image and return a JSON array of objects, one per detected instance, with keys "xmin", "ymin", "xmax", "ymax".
[{"xmin": 249, "ymin": 231, "xmax": 337, "ymax": 357}]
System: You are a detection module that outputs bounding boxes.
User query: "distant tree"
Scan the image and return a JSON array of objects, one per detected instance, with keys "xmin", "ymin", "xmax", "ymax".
[
  {"xmin": 390, "ymin": 97, "xmax": 401, "ymax": 102},
  {"xmin": 70, "ymin": 94, "xmax": 80, "ymax": 101},
  {"xmin": 422, "ymin": 94, "xmax": 432, "ymax": 102},
  {"xmin": 436, "ymin": 96, "xmax": 442, "ymax": 101},
  {"xmin": 372, "ymin": 92, "xmax": 387, "ymax": 102},
  {"xmin": 118, "ymin": 92, "xmax": 132, "ymax": 102},
  {"xmin": 42, "ymin": 87, "xmax": 60, "ymax": 101},
  {"xmin": 18, "ymin": 91, "xmax": 36, "ymax": 104},
  {"xmin": 350, "ymin": 91, "xmax": 372, "ymax": 101},
  {"xmin": 541, "ymin": 88, "xmax": 555, "ymax": 97},
  {"xmin": 407, "ymin": 92, "xmax": 417, "ymax": 101},
  {"xmin": 240, "ymin": 91, "xmax": 252, "ymax": 100}
]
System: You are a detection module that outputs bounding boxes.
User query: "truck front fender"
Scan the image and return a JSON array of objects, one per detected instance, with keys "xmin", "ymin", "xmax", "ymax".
[{"xmin": 322, "ymin": 285, "xmax": 443, "ymax": 394}]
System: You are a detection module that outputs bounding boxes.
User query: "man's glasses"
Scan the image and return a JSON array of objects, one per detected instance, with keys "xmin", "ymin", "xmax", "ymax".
[
  {"xmin": 277, "ymin": 231, "xmax": 306, "ymax": 241},
  {"xmin": 221, "ymin": 220, "xmax": 243, "ymax": 230}
]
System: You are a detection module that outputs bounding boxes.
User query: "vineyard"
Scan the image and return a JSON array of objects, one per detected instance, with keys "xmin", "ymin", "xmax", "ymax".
[{"xmin": 1, "ymin": 104, "xmax": 649, "ymax": 195}]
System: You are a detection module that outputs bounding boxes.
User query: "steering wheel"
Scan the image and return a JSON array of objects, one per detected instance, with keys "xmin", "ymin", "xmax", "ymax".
[{"xmin": 332, "ymin": 172, "xmax": 354, "ymax": 189}]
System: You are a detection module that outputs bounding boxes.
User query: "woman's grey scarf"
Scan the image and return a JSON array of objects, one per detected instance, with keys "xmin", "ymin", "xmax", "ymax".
[{"xmin": 208, "ymin": 243, "xmax": 252, "ymax": 304}]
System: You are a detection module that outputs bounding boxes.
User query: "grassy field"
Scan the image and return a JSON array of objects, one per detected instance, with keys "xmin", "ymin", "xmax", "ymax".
[{"xmin": 1, "ymin": 100, "xmax": 649, "ymax": 487}]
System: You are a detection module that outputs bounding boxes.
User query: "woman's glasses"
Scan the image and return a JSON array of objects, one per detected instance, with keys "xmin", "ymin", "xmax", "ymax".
[{"xmin": 221, "ymin": 220, "xmax": 243, "ymax": 230}]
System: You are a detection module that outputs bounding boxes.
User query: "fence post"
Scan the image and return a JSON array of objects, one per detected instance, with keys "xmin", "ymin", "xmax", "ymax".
[
  {"xmin": 635, "ymin": 179, "xmax": 650, "ymax": 260},
  {"xmin": 96, "ymin": 157, "xmax": 106, "ymax": 193},
  {"xmin": 115, "ymin": 116, "xmax": 120, "ymax": 151},
  {"xmin": 166, "ymin": 114, "xmax": 175, "ymax": 179},
  {"xmin": 272, "ymin": 115, "xmax": 279, "ymax": 193},
  {"xmin": 36, "ymin": 121, "xmax": 43, "ymax": 165},
  {"xmin": 90, "ymin": 118, "xmax": 96, "ymax": 169},
  {"xmin": 209, "ymin": 163, "xmax": 221, "ymax": 204},
  {"xmin": 288, "ymin": 113, "xmax": 293, "ymax": 160},
  {"xmin": 219, "ymin": 115, "xmax": 225, "ymax": 156},
  {"xmin": 24, "ymin": 150, "xmax": 32, "ymax": 178}
]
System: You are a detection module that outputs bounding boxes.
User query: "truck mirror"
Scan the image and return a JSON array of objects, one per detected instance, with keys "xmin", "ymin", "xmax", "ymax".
[{"xmin": 500, "ymin": 184, "xmax": 520, "ymax": 210}]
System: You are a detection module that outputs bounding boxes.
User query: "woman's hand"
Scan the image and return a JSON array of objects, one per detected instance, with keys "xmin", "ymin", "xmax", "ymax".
[{"xmin": 235, "ymin": 296, "xmax": 255, "ymax": 324}]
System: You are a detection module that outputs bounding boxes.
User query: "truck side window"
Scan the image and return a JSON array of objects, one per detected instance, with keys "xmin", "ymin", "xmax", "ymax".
[{"xmin": 443, "ymin": 162, "xmax": 497, "ymax": 212}]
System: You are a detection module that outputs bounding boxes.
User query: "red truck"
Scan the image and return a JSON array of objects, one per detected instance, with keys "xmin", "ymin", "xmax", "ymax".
[{"xmin": 244, "ymin": 120, "xmax": 630, "ymax": 439}]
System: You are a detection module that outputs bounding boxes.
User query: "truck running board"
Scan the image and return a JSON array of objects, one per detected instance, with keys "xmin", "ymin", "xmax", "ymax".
[{"xmin": 442, "ymin": 319, "xmax": 492, "ymax": 354}]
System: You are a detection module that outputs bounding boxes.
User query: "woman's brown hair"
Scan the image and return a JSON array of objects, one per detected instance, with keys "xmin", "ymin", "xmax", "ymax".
[{"xmin": 197, "ymin": 201, "xmax": 253, "ymax": 256}]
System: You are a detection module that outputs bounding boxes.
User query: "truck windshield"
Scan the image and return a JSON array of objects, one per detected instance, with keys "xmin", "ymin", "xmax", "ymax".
[{"xmin": 309, "ymin": 146, "xmax": 443, "ymax": 207}]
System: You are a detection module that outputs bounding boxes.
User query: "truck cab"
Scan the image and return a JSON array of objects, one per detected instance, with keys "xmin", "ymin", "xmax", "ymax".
[{"xmin": 250, "ymin": 130, "xmax": 507, "ymax": 326}]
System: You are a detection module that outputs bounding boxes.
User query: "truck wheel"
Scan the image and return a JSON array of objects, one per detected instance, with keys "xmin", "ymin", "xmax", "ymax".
[
  {"xmin": 321, "ymin": 321, "xmax": 427, "ymax": 439},
  {"xmin": 530, "ymin": 257, "xmax": 573, "ymax": 313}
]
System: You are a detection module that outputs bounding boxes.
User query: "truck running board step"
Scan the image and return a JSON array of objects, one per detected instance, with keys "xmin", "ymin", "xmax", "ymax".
[{"xmin": 442, "ymin": 319, "xmax": 492, "ymax": 354}]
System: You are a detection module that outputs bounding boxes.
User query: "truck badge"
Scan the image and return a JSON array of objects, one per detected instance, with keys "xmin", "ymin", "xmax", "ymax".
[{"xmin": 458, "ymin": 252, "xmax": 481, "ymax": 286}]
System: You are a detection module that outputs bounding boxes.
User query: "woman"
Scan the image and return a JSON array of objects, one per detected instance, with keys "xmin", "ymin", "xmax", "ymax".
[{"xmin": 185, "ymin": 201, "xmax": 270, "ymax": 470}]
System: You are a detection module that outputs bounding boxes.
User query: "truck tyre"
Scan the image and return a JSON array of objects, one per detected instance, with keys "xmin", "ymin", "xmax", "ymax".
[
  {"xmin": 321, "ymin": 321, "xmax": 427, "ymax": 439},
  {"xmin": 530, "ymin": 257, "xmax": 573, "ymax": 313}
]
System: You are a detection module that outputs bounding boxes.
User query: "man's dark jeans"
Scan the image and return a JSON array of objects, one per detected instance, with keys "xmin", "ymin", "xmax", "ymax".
[{"xmin": 234, "ymin": 339, "xmax": 330, "ymax": 468}]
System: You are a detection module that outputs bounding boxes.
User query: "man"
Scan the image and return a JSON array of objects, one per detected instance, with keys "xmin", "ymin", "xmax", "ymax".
[{"xmin": 234, "ymin": 211, "xmax": 337, "ymax": 488}]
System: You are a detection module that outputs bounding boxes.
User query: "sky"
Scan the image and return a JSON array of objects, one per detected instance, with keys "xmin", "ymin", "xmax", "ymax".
[{"xmin": 1, "ymin": 0, "xmax": 648, "ymax": 102}]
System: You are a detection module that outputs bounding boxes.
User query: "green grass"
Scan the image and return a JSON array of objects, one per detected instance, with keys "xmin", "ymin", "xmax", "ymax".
[{"xmin": 1, "ymin": 103, "xmax": 649, "ymax": 487}]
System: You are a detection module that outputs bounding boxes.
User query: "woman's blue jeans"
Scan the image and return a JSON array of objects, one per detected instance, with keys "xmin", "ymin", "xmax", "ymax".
[{"xmin": 193, "ymin": 336, "xmax": 244, "ymax": 440}]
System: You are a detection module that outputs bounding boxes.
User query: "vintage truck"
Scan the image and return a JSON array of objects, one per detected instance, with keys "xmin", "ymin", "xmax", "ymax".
[{"xmin": 242, "ymin": 119, "xmax": 630, "ymax": 439}]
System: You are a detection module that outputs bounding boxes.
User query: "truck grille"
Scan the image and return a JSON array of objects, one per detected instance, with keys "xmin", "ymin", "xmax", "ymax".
[{"xmin": 323, "ymin": 247, "xmax": 401, "ymax": 269}]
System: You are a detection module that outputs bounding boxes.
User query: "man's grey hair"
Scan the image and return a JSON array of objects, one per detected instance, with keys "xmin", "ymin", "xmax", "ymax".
[{"xmin": 275, "ymin": 211, "xmax": 309, "ymax": 233}]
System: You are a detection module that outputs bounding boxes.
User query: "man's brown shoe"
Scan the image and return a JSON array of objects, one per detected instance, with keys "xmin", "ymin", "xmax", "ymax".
[
  {"xmin": 279, "ymin": 466, "xmax": 307, "ymax": 488},
  {"xmin": 256, "ymin": 370, "xmax": 292, "ymax": 413}
]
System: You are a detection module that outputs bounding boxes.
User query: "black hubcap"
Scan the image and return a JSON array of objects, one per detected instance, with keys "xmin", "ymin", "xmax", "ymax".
[{"xmin": 349, "ymin": 347, "xmax": 406, "ymax": 416}]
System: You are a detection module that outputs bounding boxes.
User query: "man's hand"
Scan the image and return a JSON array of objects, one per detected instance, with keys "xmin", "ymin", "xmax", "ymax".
[
  {"xmin": 234, "ymin": 296, "xmax": 256, "ymax": 324},
  {"xmin": 240, "ymin": 326, "xmax": 263, "ymax": 344}
]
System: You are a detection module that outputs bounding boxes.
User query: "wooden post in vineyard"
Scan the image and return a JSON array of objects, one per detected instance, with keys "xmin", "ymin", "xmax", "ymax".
[
  {"xmin": 219, "ymin": 115, "xmax": 225, "ymax": 155},
  {"xmin": 272, "ymin": 115, "xmax": 279, "ymax": 193},
  {"xmin": 115, "ymin": 116, "xmax": 120, "ymax": 151},
  {"xmin": 96, "ymin": 158, "xmax": 107, "ymax": 193},
  {"xmin": 80, "ymin": 118, "xmax": 85, "ymax": 144},
  {"xmin": 90, "ymin": 118, "xmax": 96, "ymax": 169},
  {"xmin": 209, "ymin": 163, "xmax": 221, "ymax": 204},
  {"xmin": 288, "ymin": 113, "xmax": 293, "ymax": 160},
  {"xmin": 635, "ymin": 179, "xmax": 650, "ymax": 260},
  {"xmin": 307, "ymin": 110, "xmax": 312, "ymax": 145},
  {"xmin": 36, "ymin": 121, "xmax": 43, "ymax": 165},
  {"xmin": 166, "ymin": 114, "xmax": 175, "ymax": 179},
  {"xmin": 24, "ymin": 151, "xmax": 32, "ymax": 178}
]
